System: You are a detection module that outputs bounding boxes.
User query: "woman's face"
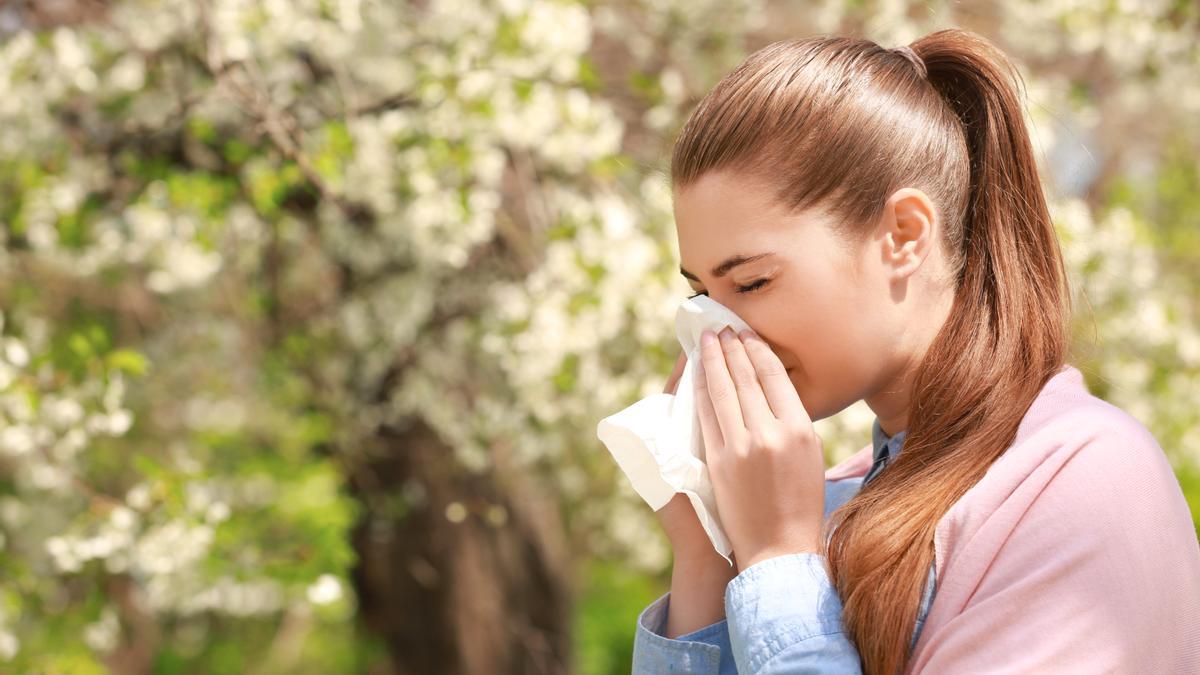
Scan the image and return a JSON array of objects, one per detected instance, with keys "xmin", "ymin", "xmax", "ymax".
[{"xmin": 673, "ymin": 170, "xmax": 942, "ymax": 424}]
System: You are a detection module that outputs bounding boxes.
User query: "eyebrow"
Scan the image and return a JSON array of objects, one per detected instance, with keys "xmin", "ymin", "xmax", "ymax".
[{"xmin": 680, "ymin": 253, "xmax": 775, "ymax": 281}]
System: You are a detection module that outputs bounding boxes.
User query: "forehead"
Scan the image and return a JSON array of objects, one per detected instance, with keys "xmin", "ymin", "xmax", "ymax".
[
  {"xmin": 676, "ymin": 172, "xmax": 784, "ymax": 246},
  {"xmin": 673, "ymin": 171, "xmax": 819, "ymax": 265},
  {"xmin": 673, "ymin": 170, "xmax": 784, "ymax": 231},
  {"xmin": 672, "ymin": 170, "xmax": 862, "ymax": 281}
]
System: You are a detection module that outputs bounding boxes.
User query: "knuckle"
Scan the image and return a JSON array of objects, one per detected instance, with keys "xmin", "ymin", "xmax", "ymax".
[
  {"xmin": 783, "ymin": 417, "xmax": 811, "ymax": 438},
  {"xmin": 758, "ymin": 358, "xmax": 787, "ymax": 379},
  {"xmin": 751, "ymin": 427, "xmax": 784, "ymax": 452},
  {"xmin": 705, "ymin": 446, "xmax": 723, "ymax": 469},
  {"xmin": 726, "ymin": 431, "xmax": 750, "ymax": 457},
  {"xmin": 708, "ymin": 381, "xmax": 735, "ymax": 404},
  {"xmin": 730, "ymin": 367, "xmax": 757, "ymax": 389},
  {"xmin": 722, "ymin": 340, "xmax": 743, "ymax": 359},
  {"xmin": 778, "ymin": 419, "xmax": 797, "ymax": 439},
  {"xmin": 794, "ymin": 428, "xmax": 821, "ymax": 453}
]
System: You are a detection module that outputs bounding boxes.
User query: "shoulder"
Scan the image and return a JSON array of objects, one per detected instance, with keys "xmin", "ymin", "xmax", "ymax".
[
  {"xmin": 1009, "ymin": 382, "xmax": 1175, "ymax": 499},
  {"xmin": 944, "ymin": 390, "xmax": 1198, "ymax": 568},
  {"xmin": 935, "ymin": 369, "xmax": 1198, "ymax": 588},
  {"xmin": 966, "ymin": 364, "xmax": 1178, "ymax": 512},
  {"xmin": 1022, "ymin": 393, "xmax": 1190, "ymax": 535},
  {"xmin": 917, "ymin": 383, "xmax": 1200, "ymax": 671}
]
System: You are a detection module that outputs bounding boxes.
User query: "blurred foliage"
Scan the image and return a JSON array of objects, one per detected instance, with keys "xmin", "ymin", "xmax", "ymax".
[
  {"xmin": 574, "ymin": 561, "xmax": 664, "ymax": 675},
  {"xmin": 0, "ymin": 0, "xmax": 1196, "ymax": 672}
]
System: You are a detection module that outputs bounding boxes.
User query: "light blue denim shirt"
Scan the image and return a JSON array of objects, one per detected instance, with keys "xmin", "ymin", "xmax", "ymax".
[{"xmin": 631, "ymin": 420, "xmax": 937, "ymax": 674}]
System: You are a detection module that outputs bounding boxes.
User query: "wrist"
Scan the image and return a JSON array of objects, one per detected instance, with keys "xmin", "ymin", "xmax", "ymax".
[
  {"xmin": 656, "ymin": 494, "xmax": 715, "ymax": 555},
  {"xmin": 672, "ymin": 539, "xmax": 735, "ymax": 572},
  {"xmin": 665, "ymin": 547, "xmax": 737, "ymax": 638},
  {"xmin": 736, "ymin": 542, "xmax": 820, "ymax": 574}
]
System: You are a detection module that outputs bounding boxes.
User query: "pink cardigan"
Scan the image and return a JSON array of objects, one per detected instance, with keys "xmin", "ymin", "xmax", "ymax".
[{"xmin": 824, "ymin": 364, "xmax": 1200, "ymax": 672}]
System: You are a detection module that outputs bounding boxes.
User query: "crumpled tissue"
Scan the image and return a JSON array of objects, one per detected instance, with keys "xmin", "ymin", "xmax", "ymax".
[{"xmin": 596, "ymin": 294, "xmax": 751, "ymax": 565}]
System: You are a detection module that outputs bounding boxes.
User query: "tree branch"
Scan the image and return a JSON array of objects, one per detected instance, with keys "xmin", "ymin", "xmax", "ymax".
[{"xmin": 194, "ymin": 0, "xmax": 372, "ymax": 226}]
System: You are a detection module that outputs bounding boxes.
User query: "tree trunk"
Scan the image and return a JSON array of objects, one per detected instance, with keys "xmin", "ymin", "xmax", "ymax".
[{"xmin": 350, "ymin": 416, "xmax": 574, "ymax": 675}]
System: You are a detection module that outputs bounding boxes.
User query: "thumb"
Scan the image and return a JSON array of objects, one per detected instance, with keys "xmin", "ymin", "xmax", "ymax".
[{"xmin": 663, "ymin": 350, "xmax": 688, "ymax": 394}]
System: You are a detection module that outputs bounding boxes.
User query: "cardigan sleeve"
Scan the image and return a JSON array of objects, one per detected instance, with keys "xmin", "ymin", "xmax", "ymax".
[{"xmin": 910, "ymin": 424, "xmax": 1200, "ymax": 673}]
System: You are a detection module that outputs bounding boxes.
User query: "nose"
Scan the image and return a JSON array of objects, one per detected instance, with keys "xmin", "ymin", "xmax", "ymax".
[
  {"xmin": 756, "ymin": 334, "xmax": 787, "ymax": 361},
  {"xmin": 756, "ymin": 340, "xmax": 796, "ymax": 372}
]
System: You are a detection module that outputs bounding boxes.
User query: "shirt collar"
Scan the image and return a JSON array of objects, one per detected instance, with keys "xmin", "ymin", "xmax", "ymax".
[{"xmin": 871, "ymin": 418, "xmax": 908, "ymax": 465}]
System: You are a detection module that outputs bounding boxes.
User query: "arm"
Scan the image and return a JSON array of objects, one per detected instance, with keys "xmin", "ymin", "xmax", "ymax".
[
  {"xmin": 632, "ymin": 493, "xmax": 739, "ymax": 674},
  {"xmin": 661, "ymin": 495, "xmax": 739, "ymax": 638}
]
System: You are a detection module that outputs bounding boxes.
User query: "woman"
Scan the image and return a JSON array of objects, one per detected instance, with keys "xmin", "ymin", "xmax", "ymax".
[{"xmin": 630, "ymin": 28, "xmax": 1200, "ymax": 674}]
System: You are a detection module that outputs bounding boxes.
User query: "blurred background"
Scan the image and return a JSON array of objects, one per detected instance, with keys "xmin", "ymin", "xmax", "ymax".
[{"xmin": 0, "ymin": 0, "xmax": 1197, "ymax": 673}]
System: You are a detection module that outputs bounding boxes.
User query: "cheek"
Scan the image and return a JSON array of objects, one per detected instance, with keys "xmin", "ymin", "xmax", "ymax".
[
  {"xmin": 739, "ymin": 274, "xmax": 871, "ymax": 375},
  {"xmin": 773, "ymin": 289, "xmax": 876, "ymax": 387}
]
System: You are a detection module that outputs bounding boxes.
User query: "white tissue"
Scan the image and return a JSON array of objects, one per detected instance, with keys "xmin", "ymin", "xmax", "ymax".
[{"xmin": 596, "ymin": 294, "xmax": 752, "ymax": 565}]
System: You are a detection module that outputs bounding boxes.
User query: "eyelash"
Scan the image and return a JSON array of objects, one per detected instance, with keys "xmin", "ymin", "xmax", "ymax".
[{"xmin": 687, "ymin": 278, "xmax": 771, "ymax": 299}]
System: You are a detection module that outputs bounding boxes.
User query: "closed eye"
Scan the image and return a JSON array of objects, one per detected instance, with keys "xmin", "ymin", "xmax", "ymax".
[{"xmin": 688, "ymin": 278, "xmax": 771, "ymax": 298}]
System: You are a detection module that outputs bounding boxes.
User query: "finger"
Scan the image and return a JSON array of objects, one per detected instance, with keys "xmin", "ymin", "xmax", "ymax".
[
  {"xmin": 692, "ymin": 356, "xmax": 725, "ymax": 462},
  {"xmin": 739, "ymin": 329, "xmax": 811, "ymax": 424},
  {"xmin": 664, "ymin": 349, "xmax": 688, "ymax": 395},
  {"xmin": 718, "ymin": 326, "xmax": 775, "ymax": 429},
  {"xmin": 699, "ymin": 328, "xmax": 745, "ymax": 442}
]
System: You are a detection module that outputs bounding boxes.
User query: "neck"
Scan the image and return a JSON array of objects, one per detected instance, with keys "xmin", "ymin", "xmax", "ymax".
[{"xmin": 869, "ymin": 273, "xmax": 956, "ymax": 438}]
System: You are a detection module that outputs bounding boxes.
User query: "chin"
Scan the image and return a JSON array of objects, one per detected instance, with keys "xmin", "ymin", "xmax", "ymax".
[{"xmin": 788, "ymin": 372, "xmax": 841, "ymax": 422}]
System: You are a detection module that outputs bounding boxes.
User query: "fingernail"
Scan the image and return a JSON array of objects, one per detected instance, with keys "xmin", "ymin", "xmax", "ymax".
[
  {"xmin": 701, "ymin": 330, "xmax": 715, "ymax": 347},
  {"xmin": 738, "ymin": 329, "xmax": 754, "ymax": 341},
  {"xmin": 719, "ymin": 327, "xmax": 735, "ymax": 341}
]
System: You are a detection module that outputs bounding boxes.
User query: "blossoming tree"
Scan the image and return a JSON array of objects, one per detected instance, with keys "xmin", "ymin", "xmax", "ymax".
[{"xmin": 0, "ymin": 0, "xmax": 1196, "ymax": 673}]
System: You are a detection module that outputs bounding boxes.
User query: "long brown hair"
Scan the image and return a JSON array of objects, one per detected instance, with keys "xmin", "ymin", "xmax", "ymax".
[{"xmin": 668, "ymin": 29, "xmax": 1071, "ymax": 674}]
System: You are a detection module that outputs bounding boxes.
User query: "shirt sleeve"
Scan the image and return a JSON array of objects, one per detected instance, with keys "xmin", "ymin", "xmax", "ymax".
[
  {"xmin": 631, "ymin": 591, "xmax": 736, "ymax": 674},
  {"xmin": 723, "ymin": 552, "xmax": 863, "ymax": 674},
  {"xmin": 631, "ymin": 476, "xmax": 870, "ymax": 674},
  {"xmin": 630, "ymin": 554, "xmax": 868, "ymax": 675}
]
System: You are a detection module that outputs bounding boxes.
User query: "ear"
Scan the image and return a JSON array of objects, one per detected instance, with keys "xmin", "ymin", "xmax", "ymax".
[{"xmin": 879, "ymin": 188, "xmax": 937, "ymax": 280}]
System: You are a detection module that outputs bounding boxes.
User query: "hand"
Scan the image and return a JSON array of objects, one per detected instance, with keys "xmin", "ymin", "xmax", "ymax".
[{"xmin": 695, "ymin": 327, "xmax": 825, "ymax": 573}]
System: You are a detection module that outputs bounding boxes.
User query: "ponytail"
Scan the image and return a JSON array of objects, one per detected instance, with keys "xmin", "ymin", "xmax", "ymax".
[{"xmin": 824, "ymin": 30, "xmax": 1071, "ymax": 674}]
